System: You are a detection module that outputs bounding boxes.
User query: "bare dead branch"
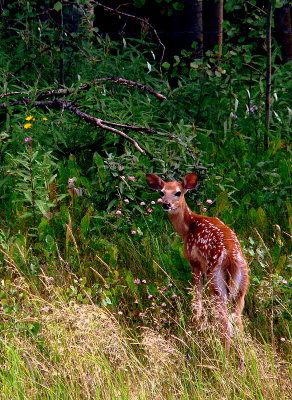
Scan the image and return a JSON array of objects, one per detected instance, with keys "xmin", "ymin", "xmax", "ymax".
[
  {"xmin": 0, "ymin": 96, "xmax": 196, "ymax": 159},
  {"xmin": 2, "ymin": 78, "xmax": 167, "ymax": 101},
  {"xmin": 37, "ymin": 77, "xmax": 167, "ymax": 100},
  {"xmin": 0, "ymin": 91, "xmax": 29, "ymax": 99},
  {"xmin": 0, "ymin": 98, "xmax": 145, "ymax": 153},
  {"xmin": 36, "ymin": 88, "xmax": 80, "ymax": 99},
  {"xmin": 93, "ymin": 77, "xmax": 167, "ymax": 100},
  {"xmin": 244, "ymin": 1, "xmax": 267, "ymax": 16},
  {"xmin": 168, "ymin": 133, "xmax": 195, "ymax": 157},
  {"xmin": 242, "ymin": 63, "xmax": 264, "ymax": 74},
  {"xmin": 8, "ymin": 73, "xmax": 31, "ymax": 90}
]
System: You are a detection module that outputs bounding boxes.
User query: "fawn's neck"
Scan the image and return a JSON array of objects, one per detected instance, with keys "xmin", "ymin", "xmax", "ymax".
[{"xmin": 168, "ymin": 199, "xmax": 193, "ymax": 239}]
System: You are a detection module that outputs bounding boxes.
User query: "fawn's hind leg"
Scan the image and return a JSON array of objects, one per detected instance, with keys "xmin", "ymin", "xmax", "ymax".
[
  {"xmin": 208, "ymin": 270, "xmax": 233, "ymax": 355},
  {"xmin": 232, "ymin": 293, "xmax": 245, "ymax": 331},
  {"xmin": 191, "ymin": 262, "xmax": 203, "ymax": 325}
]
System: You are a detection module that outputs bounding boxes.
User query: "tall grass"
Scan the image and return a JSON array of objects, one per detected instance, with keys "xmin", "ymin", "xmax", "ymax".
[
  {"xmin": 1, "ymin": 302, "xmax": 290, "ymax": 400},
  {"xmin": 0, "ymin": 251, "xmax": 290, "ymax": 400}
]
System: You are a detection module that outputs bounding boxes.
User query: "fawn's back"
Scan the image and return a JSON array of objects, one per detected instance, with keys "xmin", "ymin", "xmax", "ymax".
[
  {"xmin": 146, "ymin": 172, "xmax": 249, "ymax": 353},
  {"xmin": 182, "ymin": 211, "xmax": 249, "ymax": 300}
]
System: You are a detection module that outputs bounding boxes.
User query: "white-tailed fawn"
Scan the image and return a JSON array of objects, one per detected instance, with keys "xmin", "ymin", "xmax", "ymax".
[{"xmin": 146, "ymin": 172, "xmax": 249, "ymax": 355}]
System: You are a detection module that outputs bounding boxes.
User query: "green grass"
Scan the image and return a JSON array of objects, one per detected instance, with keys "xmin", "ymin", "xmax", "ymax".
[
  {"xmin": 0, "ymin": 296, "xmax": 290, "ymax": 400},
  {"xmin": 0, "ymin": 234, "xmax": 291, "ymax": 400},
  {"xmin": 0, "ymin": 134, "xmax": 290, "ymax": 399}
]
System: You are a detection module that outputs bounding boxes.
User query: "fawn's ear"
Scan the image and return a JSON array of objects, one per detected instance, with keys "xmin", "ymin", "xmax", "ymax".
[
  {"xmin": 182, "ymin": 173, "xmax": 199, "ymax": 190},
  {"xmin": 146, "ymin": 174, "xmax": 165, "ymax": 190}
]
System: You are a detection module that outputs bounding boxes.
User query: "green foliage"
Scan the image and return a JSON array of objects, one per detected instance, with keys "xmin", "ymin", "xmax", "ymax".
[
  {"xmin": 0, "ymin": 3, "xmax": 291, "ymax": 396},
  {"xmin": 6, "ymin": 140, "xmax": 61, "ymax": 226}
]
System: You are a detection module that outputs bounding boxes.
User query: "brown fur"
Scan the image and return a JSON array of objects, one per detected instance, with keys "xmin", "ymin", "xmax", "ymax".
[{"xmin": 146, "ymin": 173, "xmax": 249, "ymax": 355}]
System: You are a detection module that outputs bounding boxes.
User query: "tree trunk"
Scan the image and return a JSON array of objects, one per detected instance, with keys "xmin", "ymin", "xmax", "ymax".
[
  {"xmin": 169, "ymin": 0, "xmax": 203, "ymax": 58},
  {"xmin": 274, "ymin": 4, "xmax": 292, "ymax": 63},
  {"xmin": 185, "ymin": 0, "xmax": 203, "ymax": 58},
  {"xmin": 203, "ymin": 0, "xmax": 224, "ymax": 60}
]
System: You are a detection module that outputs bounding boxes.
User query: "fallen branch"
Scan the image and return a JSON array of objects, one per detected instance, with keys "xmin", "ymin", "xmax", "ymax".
[
  {"xmin": 0, "ymin": 91, "xmax": 29, "ymax": 99},
  {"xmin": 0, "ymin": 98, "xmax": 145, "ymax": 153},
  {"xmin": 93, "ymin": 77, "xmax": 167, "ymax": 100},
  {"xmin": 0, "ymin": 77, "xmax": 167, "ymax": 101},
  {"xmin": 0, "ymin": 93, "xmax": 193, "ymax": 158}
]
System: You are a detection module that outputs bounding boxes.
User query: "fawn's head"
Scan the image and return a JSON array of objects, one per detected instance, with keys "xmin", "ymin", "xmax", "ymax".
[{"xmin": 146, "ymin": 173, "xmax": 198, "ymax": 214}]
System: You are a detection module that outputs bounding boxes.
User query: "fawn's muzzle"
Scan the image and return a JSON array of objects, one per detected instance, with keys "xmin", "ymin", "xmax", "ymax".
[{"xmin": 162, "ymin": 203, "xmax": 171, "ymax": 210}]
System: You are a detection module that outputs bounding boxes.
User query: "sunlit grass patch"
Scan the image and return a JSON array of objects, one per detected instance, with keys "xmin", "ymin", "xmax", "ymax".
[{"xmin": 0, "ymin": 296, "xmax": 291, "ymax": 400}]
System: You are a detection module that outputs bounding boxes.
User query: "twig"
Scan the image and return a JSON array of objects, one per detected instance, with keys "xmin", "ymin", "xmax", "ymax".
[
  {"xmin": 168, "ymin": 132, "xmax": 195, "ymax": 157},
  {"xmin": 0, "ymin": 91, "xmax": 29, "ymax": 99},
  {"xmin": 93, "ymin": 1, "xmax": 166, "ymax": 69},
  {"xmin": 36, "ymin": 87, "xmax": 80, "ymax": 99},
  {"xmin": 56, "ymin": 100, "xmax": 146, "ymax": 153},
  {"xmin": 244, "ymin": 0, "xmax": 267, "ymax": 16},
  {"xmin": 8, "ymin": 73, "xmax": 30, "ymax": 90},
  {"xmin": 242, "ymin": 63, "xmax": 264, "ymax": 75},
  {"xmin": 93, "ymin": 77, "xmax": 167, "ymax": 100},
  {"xmin": 89, "ymin": 266, "xmax": 107, "ymax": 284},
  {"xmin": 22, "ymin": 353, "xmax": 36, "ymax": 381}
]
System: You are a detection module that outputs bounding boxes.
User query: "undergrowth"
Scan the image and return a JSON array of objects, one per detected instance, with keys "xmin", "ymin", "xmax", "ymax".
[{"xmin": 0, "ymin": 2, "xmax": 291, "ymax": 398}]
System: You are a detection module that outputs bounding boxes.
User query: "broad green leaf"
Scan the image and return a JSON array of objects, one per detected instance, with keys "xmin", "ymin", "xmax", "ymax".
[{"xmin": 54, "ymin": 2, "xmax": 62, "ymax": 12}]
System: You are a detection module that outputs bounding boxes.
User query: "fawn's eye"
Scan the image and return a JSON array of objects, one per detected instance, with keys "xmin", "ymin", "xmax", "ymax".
[{"xmin": 175, "ymin": 191, "xmax": 181, "ymax": 197}]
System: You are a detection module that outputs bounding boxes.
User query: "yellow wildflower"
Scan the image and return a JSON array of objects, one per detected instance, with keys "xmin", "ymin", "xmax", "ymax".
[
  {"xmin": 25, "ymin": 115, "xmax": 36, "ymax": 122},
  {"xmin": 24, "ymin": 123, "xmax": 32, "ymax": 129},
  {"xmin": 42, "ymin": 117, "xmax": 48, "ymax": 121}
]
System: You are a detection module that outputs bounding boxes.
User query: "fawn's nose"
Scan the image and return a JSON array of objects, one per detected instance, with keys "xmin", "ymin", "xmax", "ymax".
[{"xmin": 162, "ymin": 203, "xmax": 171, "ymax": 210}]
